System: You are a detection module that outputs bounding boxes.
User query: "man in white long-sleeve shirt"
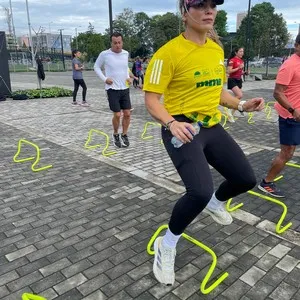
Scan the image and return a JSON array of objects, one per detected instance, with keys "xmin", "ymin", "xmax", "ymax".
[{"xmin": 94, "ymin": 32, "xmax": 131, "ymax": 148}]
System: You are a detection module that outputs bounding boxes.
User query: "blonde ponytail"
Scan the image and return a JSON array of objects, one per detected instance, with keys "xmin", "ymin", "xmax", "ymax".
[{"xmin": 207, "ymin": 28, "xmax": 223, "ymax": 48}]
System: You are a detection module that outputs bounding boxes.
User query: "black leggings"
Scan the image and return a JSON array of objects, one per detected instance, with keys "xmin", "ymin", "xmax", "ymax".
[
  {"xmin": 73, "ymin": 79, "xmax": 87, "ymax": 102},
  {"xmin": 162, "ymin": 115, "xmax": 256, "ymax": 235}
]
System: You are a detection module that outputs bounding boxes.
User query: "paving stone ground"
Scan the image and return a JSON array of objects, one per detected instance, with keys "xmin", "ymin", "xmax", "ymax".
[{"xmin": 0, "ymin": 72, "xmax": 300, "ymax": 299}]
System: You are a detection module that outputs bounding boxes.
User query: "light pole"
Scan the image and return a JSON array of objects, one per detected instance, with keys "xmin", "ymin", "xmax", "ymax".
[
  {"xmin": 75, "ymin": 26, "xmax": 81, "ymax": 49},
  {"xmin": 9, "ymin": 0, "xmax": 16, "ymax": 46},
  {"xmin": 295, "ymin": 22, "xmax": 300, "ymax": 35},
  {"xmin": 108, "ymin": 0, "xmax": 113, "ymax": 35},
  {"xmin": 59, "ymin": 29, "xmax": 65, "ymax": 71},
  {"xmin": 245, "ymin": 0, "xmax": 251, "ymax": 71},
  {"xmin": 49, "ymin": 21, "xmax": 53, "ymax": 34},
  {"xmin": 75, "ymin": 28, "xmax": 78, "ymax": 49},
  {"xmin": 25, "ymin": 0, "xmax": 35, "ymax": 67}
]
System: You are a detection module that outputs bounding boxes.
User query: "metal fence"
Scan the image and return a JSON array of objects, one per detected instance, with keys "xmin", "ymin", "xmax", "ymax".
[{"xmin": 9, "ymin": 61, "xmax": 95, "ymax": 73}]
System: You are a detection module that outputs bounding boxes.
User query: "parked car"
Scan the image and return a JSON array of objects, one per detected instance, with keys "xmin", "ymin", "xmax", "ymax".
[
  {"xmin": 250, "ymin": 58, "xmax": 264, "ymax": 68},
  {"xmin": 250, "ymin": 57, "xmax": 282, "ymax": 68},
  {"xmin": 265, "ymin": 57, "xmax": 282, "ymax": 67}
]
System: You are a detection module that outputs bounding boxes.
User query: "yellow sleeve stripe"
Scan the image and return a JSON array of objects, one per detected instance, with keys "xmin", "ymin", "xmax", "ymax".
[{"xmin": 150, "ymin": 59, "xmax": 164, "ymax": 84}]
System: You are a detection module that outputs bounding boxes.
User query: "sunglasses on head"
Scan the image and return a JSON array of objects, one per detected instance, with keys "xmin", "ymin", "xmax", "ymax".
[{"xmin": 185, "ymin": 0, "xmax": 221, "ymax": 10}]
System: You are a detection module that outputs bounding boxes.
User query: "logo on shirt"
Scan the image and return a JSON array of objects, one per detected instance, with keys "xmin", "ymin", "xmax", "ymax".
[
  {"xmin": 196, "ymin": 78, "xmax": 222, "ymax": 88},
  {"xmin": 194, "ymin": 71, "xmax": 202, "ymax": 78}
]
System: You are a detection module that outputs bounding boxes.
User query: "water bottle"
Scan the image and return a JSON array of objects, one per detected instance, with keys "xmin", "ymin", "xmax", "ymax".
[{"xmin": 171, "ymin": 122, "xmax": 202, "ymax": 148}]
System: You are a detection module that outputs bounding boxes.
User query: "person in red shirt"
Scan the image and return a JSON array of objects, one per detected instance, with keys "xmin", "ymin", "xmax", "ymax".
[
  {"xmin": 258, "ymin": 34, "xmax": 300, "ymax": 197},
  {"xmin": 227, "ymin": 47, "xmax": 246, "ymax": 121}
]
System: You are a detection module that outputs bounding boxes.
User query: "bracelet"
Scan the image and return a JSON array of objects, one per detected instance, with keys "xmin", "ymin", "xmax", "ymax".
[
  {"xmin": 165, "ymin": 119, "xmax": 176, "ymax": 130},
  {"xmin": 238, "ymin": 100, "xmax": 246, "ymax": 112}
]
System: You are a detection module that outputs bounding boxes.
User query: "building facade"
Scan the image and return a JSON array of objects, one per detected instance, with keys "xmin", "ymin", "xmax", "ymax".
[{"xmin": 236, "ymin": 12, "xmax": 247, "ymax": 31}]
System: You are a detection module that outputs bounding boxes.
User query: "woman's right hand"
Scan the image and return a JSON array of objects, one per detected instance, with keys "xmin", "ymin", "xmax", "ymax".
[{"xmin": 169, "ymin": 121, "xmax": 196, "ymax": 144}]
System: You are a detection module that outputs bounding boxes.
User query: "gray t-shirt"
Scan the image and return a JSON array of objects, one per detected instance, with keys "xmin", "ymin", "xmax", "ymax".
[{"xmin": 72, "ymin": 58, "xmax": 83, "ymax": 79}]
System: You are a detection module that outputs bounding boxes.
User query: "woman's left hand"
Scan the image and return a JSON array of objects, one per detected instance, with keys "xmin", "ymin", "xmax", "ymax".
[{"xmin": 243, "ymin": 98, "xmax": 265, "ymax": 112}]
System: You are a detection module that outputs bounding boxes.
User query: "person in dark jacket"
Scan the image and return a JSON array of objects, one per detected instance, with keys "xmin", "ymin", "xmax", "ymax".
[{"xmin": 36, "ymin": 57, "xmax": 45, "ymax": 81}]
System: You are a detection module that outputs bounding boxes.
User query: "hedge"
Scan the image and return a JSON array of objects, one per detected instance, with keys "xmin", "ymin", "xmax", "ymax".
[{"xmin": 12, "ymin": 87, "xmax": 73, "ymax": 99}]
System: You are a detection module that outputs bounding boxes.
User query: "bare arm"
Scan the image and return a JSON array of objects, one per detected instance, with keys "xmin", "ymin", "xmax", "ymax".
[
  {"xmin": 128, "ymin": 69, "xmax": 138, "ymax": 80},
  {"xmin": 273, "ymin": 83, "xmax": 291, "ymax": 110},
  {"xmin": 220, "ymin": 88, "xmax": 264, "ymax": 112},
  {"xmin": 227, "ymin": 63, "xmax": 243, "ymax": 74},
  {"xmin": 274, "ymin": 83, "xmax": 300, "ymax": 121},
  {"xmin": 220, "ymin": 89, "xmax": 240, "ymax": 109},
  {"xmin": 227, "ymin": 65, "xmax": 239, "ymax": 74},
  {"xmin": 145, "ymin": 91, "xmax": 195, "ymax": 143},
  {"xmin": 145, "ymin": 92, "xmax": 176, "ymax": 124},
  {"xmin": 74, "ymin": 63, "xmax": 82, "ymax": 71}
]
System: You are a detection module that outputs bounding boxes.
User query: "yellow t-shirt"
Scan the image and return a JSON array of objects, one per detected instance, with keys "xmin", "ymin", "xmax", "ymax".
[{"xmin": 143, "ymin": 34, "xmax": 226, "ymax": 127}]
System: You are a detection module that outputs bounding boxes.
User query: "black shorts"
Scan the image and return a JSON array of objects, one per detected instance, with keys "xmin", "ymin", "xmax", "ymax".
[
  {"xmin": 227, "ymin": 78, "xmax": 243, "ymax": 90},
  {"xmin": 106, "ymin": 89, "xmax": 131, "ymax": 112},
  {"xmin": 279, "ymin": 116, "xmax": 300, "ymax": 145}
]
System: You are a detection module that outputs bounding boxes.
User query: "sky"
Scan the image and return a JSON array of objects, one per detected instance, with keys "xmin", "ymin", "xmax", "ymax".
[{"xmin": 0, "ymin": 0, "xmax": 299, "ymax": 40}]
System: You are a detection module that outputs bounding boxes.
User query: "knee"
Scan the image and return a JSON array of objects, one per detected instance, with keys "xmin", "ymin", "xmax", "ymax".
[
  {"xmin": 114, "ymin": 112, "xmax": 121, "ymax": 119},
  {"xmin": 237, "ymin": 91, "xmax": 243, "ymax": 99},
  {"xmin": 187, "ymin": 186, "xmax": 213, "ymax": 207},
  {"xmin": 280, "ymin": 148, "xmax": 294, "ymax": 161},
  {"xmin": 123, "ymin": 111, "xmax": 131, "ymax": 119},
  {"xmin": 238, "ymin": 174, "xmax": 257, "ymax": 192}
]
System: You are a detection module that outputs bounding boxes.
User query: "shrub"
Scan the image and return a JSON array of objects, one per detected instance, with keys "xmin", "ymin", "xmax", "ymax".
[{"xmin": 12, "ymin": 87, "xmax": 73, "ymax": 99}]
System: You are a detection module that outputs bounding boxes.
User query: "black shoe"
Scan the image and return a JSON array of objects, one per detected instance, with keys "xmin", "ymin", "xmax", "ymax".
[
  {"xmin": 112, "ymin": 134, "xmax": 122, "ymax": 148},
  {"xmin": 258, "ymin": 180, "xmax": 285, "ymax": 198},
  {"xmin": 120, "ymin": 134, "xmax": 129, "ymax": 147}
]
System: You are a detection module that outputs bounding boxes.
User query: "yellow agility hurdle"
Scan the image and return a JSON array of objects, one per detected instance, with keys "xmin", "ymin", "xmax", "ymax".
[
  {"xmin": 22, "ymin": 293, "xmax": 47, "ymax": 300},
  {"xmin": 247, "ymin": 112, "xmax": 255, "ymax": 124},
  {"xmin": 247, "ymin": 190, "xmax": 292, "ymax": 234},
  {"xmin": 286, "ymin": 162, "xmax": 300, "ymax": 168},
  {"xmin": 141, "ymin": 122, "xmax": 162, "ymax": 140},
  {"xmin": 226, "ymin": 198, "xmax": 244, "ymax": 212},
  {"xmin": 265, "ymin": 101, "xmax": 276, "ymax": 120},
  {"xmin": 147, "ymin": 224, "xmax": 229, "ymax": 294},
  {"xmin": 221, "ymin": 113, "xmax": 229, "ymax": 130},
  {"xmin": 13, "ymin": 139, "xmax": 53, "ymax": 172},
  {"xmin": 84, "ymin": 129, "xmax": 117, "ymax": 157}
]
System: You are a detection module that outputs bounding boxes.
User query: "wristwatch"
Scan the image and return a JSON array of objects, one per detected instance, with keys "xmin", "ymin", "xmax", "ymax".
[
  {"xmin": 287, "ymin": 107, "xmax": 295, "ymax": 114},
  {"xmin": 238, "ymin": 101, "xmax": 246, "ymax": 112}
]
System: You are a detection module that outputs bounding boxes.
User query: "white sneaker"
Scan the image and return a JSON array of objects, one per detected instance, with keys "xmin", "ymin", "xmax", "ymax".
[
  {"xmin": 153, "ymin": 236, "xmax": 176, "ymax": 285},
  {"xmin": 227, "ymin": 115, "xmax": 235, "ymax": 123},
  {"xmin": 226, "ymin": 109, "xmax": 235, "ymax": 123},
  {"xmin": 203, "ymin": 203, "xmax": 233, "ymax": 225}
]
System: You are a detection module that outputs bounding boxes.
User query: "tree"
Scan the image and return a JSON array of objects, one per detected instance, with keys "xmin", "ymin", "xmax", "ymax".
[
  {"xmin": 71, "ymin": 24, "xmax": 106, "ymax": 62},
  {"xmin": 214, "ymin": 10, "xmax": 228, "ymax": 37},
  {"xmin": 150, "ymin": 12, "xmax": 181, "ymax": 52},
  {"xmin": 87, "ymin": 22, "xmax": 96, "ymax": 34},
  {"xmin": 236, "ymin": 2, "xmax": 289, "ymax": 59},
  {"xmin": 132, "ymin": 12, "xmax": 152, "ymax": 57}
]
